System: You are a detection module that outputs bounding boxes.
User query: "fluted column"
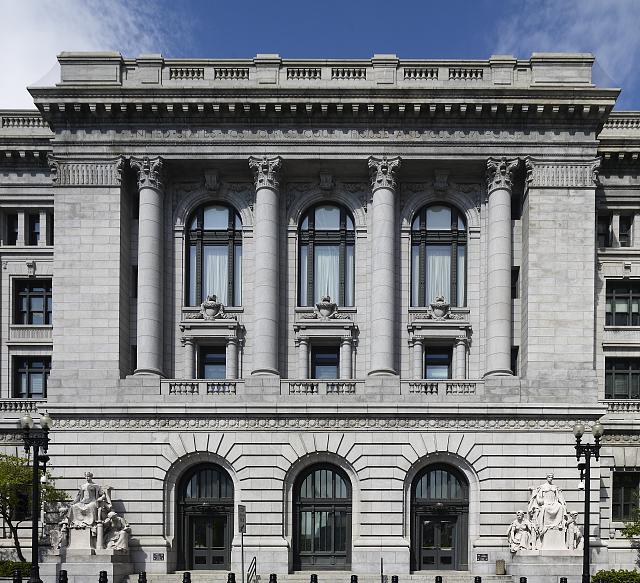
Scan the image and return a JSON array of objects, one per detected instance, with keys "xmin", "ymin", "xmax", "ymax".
[
  {"xmin": 183, "ymin": 338, "xmax": 195, "ymax": 379},
  {"xmin": 297, "ymin": 338, "xmax": 309, "ymax": 379},
  {"xmin": 340, "ymin": 338, "xmax": 353, "ymax": 379},
  {"xmin": 226, "ymin": 338, "xmax": 239, "ymax": 380},
  {"xmin": 249, "ymin": 156, "xmax": 282, "ymax": 375},
  {"xmin": 131, "ymin": 156, "xmax": 165, "ymax": 376},
  {"xmin": 485, "ymin": 157, "xmax": 518, "ymax": 376},
  {"xmin": 368, "ymin": 156, "xmax": 401, "ymax": 375},
  {"xmin": 412, "ymin": 339, "xmax": 424, "ymax": 379},
  {"xmin": 454, "ymin": 338, "xmax": 467, "ymax": 379}
]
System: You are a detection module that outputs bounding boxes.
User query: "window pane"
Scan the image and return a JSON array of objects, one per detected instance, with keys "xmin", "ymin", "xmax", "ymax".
[
  {"xmin": 426, "ymin": 246, "xmax": 451, "ymax": 304},
  {"xmin": 203, "ymin": 206, "xmax": 229, "ymax": 230},
  {"xmin": 411, "ymin": 245, "xmax": 421, "ymax": 307},
  {"xmin": 312, "ymin": 347, "xmax": 339, "ymax": 379},
  {"xmin": 314, "ymin": 205, "xmax": 341, "ymax": 230},
  {"xmin": 203, "ymin": 245, "xmax": 229, "ymax": 303},
  {"xmin": 299, "ymin": 245, "xmax": 308, "ymax": 306},
  {"xmin": 457, "ymin": 246, "xmax": 466, "ymax": 307},
  {"xmin": 345, "ymin": 244, "xmax": 355, "ymax": 307},
  {"xmin": 233, "ymin": 244, "xmax": 242, "ymax": 306},
  {"xmin": 426, "ymin": 206, "xmax": 451, "ymax": 230},
  {"xmin": 314, "ymin": 245, "xmax": 340, "ymax": 303},
  {"xmin": 412, "ymin": 215, "xmax": 421, "ymax": 231},
  {"xmin": 346, "ymin": 215, "xmax": 354, "ymax": 231},
  {"xmin": 201, "ymin": 348, "xmax": 226, "ymax": 379},
  {"xmin": 188, "ymin": 246, "xmax": 197, "ymax": 306}
]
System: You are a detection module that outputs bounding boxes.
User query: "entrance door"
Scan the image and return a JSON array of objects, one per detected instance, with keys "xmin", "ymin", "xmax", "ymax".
[
  {"xmin": 419, "ymin": 515, "xmax": 457, "ymax": 570},
  {"xmin": 190, "ymin": 514, "xmax": 229, "ymax": 570}
]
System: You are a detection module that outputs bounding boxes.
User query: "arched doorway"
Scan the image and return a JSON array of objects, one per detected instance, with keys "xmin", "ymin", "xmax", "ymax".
[
  {"xmin": 177, "ymin": 464, "xmax": 234, "ymax": 570},
  {"xmin": 411, "ymin": 464, "xmax": 469, "ymax": 571},
  {"xmin": 293, "ymin": 464, "xmax": 352, "ymax": 570}
]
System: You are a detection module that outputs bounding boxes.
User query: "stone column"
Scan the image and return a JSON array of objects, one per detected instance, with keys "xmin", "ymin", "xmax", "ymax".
[
  {"xmin": 633, "ymin": 213, "xmax": 640, "ymax": 248},
  {"xmin": 340, "ymin": 338, "xmax": 353, "ymax": 379},
  {"xmin": 297, "ymin": 338, "xmax": 309, "ymax": 379},
  {"xmin": 249, "ymin": 156, "xmax": 282, "ymax": 375},
  {"xmin": 130, "ymin": 156, "xmax": 165, "ymax": 376},
  {"xmin": 183, "ymin": 339, "xmax": 195, "ymax": 379},
  {"xmin": 412, "ymin": 339, "xmax": 424, "ymax": 379},
  {"xmin": 226, "ymin": 338, "xmax": 239, "ymax": 380},
  {"xmin": 611, "ymin": 214, "xmax": 621, "ymax": 248},
  {"xmin": 368, "ymin": 156, "xmax": 401, "ymax": 375},
  {"xmin": 16, "ymin": 211, "xmax": 25, "ymax": 246},
  {"xmin": 38, "ymin": 211, "xmax": 48, "ymax": 246},
  {"xmin": 485, "ymin": 157, "xmax": 518, "ymax": 377},
  {"xmin": 454, "ymin": 338, "xmax": 467, "ymax": 379}
]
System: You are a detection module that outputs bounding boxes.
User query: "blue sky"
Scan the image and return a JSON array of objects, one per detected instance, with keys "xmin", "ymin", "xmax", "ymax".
[{"xmin": 1, "ymin": 0, "xmax": 639, "ymax": 109}]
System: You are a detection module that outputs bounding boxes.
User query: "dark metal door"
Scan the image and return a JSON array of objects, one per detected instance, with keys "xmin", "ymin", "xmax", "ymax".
[
  {"xmin": 190, "ymin": 514, "xmax": 229, "ymax": 570},
  {"xmin": 419, "ymin": 515, "xmax": 457, "ymax": 570}
]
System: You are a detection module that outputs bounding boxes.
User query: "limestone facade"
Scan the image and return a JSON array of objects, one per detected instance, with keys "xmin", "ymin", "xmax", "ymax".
[{"xmin": 0, "ymin": 51, "xmax": 638, "ymax": 581}]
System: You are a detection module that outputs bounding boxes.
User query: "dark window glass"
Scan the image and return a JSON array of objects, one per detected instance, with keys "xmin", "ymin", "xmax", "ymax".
[
  {"xmin": 612, "ymin": 472, "xmax": 640, "ymax": 521},
  {"xmin": 597, "ymin": 215, "xmax": 611, "ymax": 248},
  {"xmin": 298, "ymin": 204, "xmax": 355, "ymax": 307},
  {"xmin": 28, "ymin": 214, "xmax": 40, "ymax": 246},
  {"xmin": 311, "ymin": 346, "xmax": 339, "ymax": 380},
  {"xmin": 606, "ymin": 282, "xmax": 640, "ymax": 327},
  {"xmin": 132, "ymin": 266, "xmax": 138, "ymax": 299},
  {"xmin": 131, "ymin": 345, "xmax": 137, "ymax": 375},
  {"xmin": 183, "ymin": 465, "xmax": 233, "ymax": 500},
  {"xmin": 411, "ymin": 205, "xmax": 467, "ymax": 307},
  {"xmin": 414, "ymin": 465, "xmax": 468, "ymax": 501},
  {"xmin": 14, "ymin": 280, "xmax": 52, "ymax": 325},
  {"xmin": 619, "ymin": 216, "xmax": 633, "ymax": 248},
  {"xmin": 47, "ymin": 212, "xmax": 54, "ymax": 246},
  {"xmin": 511, "ymin": 347, "xmax": 519, "ymax": 376},
  {"xmin": 200, "ymin": 347, "xmax": 226, "ymax": 380},
  {"xmin": 425, "ymin": 348, "xmax": 451, "ymax": 380},
  {"xmin": 13, "ymin": 356, "xmax": 50, "ymax": 398},
  {"xmin": 186, "ymin": 205, "xmax": 242, "ymax": 307},
  {"xmin": 511, "ymin": 267, "xmax": 520, "ymax": 300},
  {"xmin": 605, "ymin": 358, "xmax": 640, "ymax": 399},
  {"xmin": 6, "ymin": 213, "xmax": 18, "ymax": 246}
]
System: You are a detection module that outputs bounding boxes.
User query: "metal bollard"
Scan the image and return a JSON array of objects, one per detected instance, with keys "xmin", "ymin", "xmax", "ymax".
[
  {"xmin": 474, "ymin": 578, "xmax": 482, "ymax": 583},
  {"xmin": 559, "ymin": 579, "xmax": 567, "ymax": 583},
  {"xmin": 435, "ymin": 577, "xmax": 442, "ymax": 583},
  {"xmin": 351, "ymin": 576, "xmax": 358, "ymax": 583},
  {"xmin": 228, "ymin": 574, "xmax": 236, "ymax": 583},
  {"xmin": 519, "ymin": 578, "xmax": 527, "ymax": 583},
  {"xmin": 269, "ymin": 575, "xmax": 278, "ymax": 583},
  {"xmin": 12, "ymin": 570, "xmax": 22, "ymax": 583},
  {"xmin": 183, "ymin": 572, "xmax": 191, "ymax": 583},
  {"xmin": 310, "ymin": 575, "xmax": 318, "ymax": 583},
  {"xmin": 59, "ymin": 570, "xmax": 68, "ymax": 583},
  {"xmin": 99, "ymin": 571, "xmax": 108, "ymax": 583},
  {"xmin": 391, "ymin": 577, "xmax": 399, "ymax": 583},
  {"xmin": 138, "ymin": 573, "xmax": 147, "ymax": 583}
]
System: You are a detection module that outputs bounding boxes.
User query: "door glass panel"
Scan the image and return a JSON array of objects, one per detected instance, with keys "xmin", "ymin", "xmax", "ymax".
[
  {"xmin": 440, "ymin": 521, "xmax": 454, "ymax": 548},
  {"xmin": 422, "ymin": 520, "xmax": 435, "ymax": 547},
  {"xmin": 300, "ymin": 511, "xmax": 312, "ymax": 551},
  {"xmin": 211, "ymin": 517, "xmax": 225, "ymax": 547},
  {"xmin": 193, "ymin": 519, "xmax": 206, "ymax": 548},
  {"xmin": 335, "ymin": 511, "xmax": 346, "ymax": 552}
]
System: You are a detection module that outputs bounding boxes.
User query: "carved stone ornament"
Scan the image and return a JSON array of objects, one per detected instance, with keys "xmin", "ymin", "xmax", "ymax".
[
  {"xmin": 130, "ymin": 156, "xmax": 164, "ymax": 191},
  {"xmin": 319, "ymin": 171, "xmax": 335, "ymax": 191},
  {"xmin": 186, "ymin": 295, "xmax": 236, "ymax": 321},
  {"xmin": 204, "ymin": 169, "xmax": 220, "ymax": 192},
  {"xmin": 302, "ymin": 296, "xmax": 350, "ymax": 320},
  {"xmin": 486, "ymin": 157, "xmax": 519, "ymax": 192},
  {"xmin": 368, "ymin": 156, "xmax": 401, "ymax": 192},
  {"xmin": 26, "ymin": 260, "xmax": 36, "ymax": 278},
  {"xmin": 417, "ymin": 296, "xmax": 464, "ymax": 321},
  {"xmin": 524, "ymin": 157, "xmax": 601, "ymax": 188},
  {"xmin": 249, "ymin": 156, "xmax": 282, "ymax": 191},
  {"xmin": 433, "ymin": 169, "xmax": 449, "ymax": 192},
  {"xmin": 48, "ymin": 155, "xmax": 125, "ymax": 187}
]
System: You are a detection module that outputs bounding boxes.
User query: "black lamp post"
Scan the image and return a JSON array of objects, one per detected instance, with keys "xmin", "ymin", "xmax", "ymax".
[
  {"xmin": 20, "ymin": 412, "xmax": 52, "ymax": 583},
  {"xmin": 573, "ymin": 421, "xmax": 603, "ymax": 583}
]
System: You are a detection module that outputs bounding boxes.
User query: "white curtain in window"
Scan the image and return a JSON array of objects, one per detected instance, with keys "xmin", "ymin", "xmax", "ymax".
[
  {"xmin": 203, "ymin": 245, "xmax": 229, "ymax": 303},
  {"xmin": 411, "ymin": 245, "xmax": 420, "ymax": 306},
  {"xmin": 299, "ymin": 245, "xmax": 308, "ymax": 305},
  {"xmin": 426, "ymin": 245, "xmax": 451, "ymax": 303},
  {"xmin": 233, "ymin": 244, "xmax": 242, "ymax": 306},
  {"xmin": 188, "ymin": 246, "xmax": 197, "ymax": 306},
  {"xmin": 457, "ymin": 246, "xmax": 466, "ymax": 307},
  {"xmin": 314, "ymin": 245, "xmax": 339, "ymax": 303},
  {"xmin": 345, "ymin": 245, "xmax": 355, "ymax": 306}
]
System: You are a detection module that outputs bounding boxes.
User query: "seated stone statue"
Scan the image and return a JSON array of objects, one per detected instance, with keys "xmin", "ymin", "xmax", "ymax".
[
  {"xmin": 68, "ymin": 472, "xmax": 112, "ymax": 528},
  {"xmin": 103, "ymin": 511, "xmax": 131, "ymax": 551}
]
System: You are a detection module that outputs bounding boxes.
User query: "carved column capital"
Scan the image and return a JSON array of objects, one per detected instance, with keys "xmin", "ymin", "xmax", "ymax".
[
  {"xmin": 368, "ymin": 156, "xmax": 401, "ymax": 192},
  {"xmin": 130, "ymin": 156, "xmax": 164, "ymax": 191},
  {"xmin": 486, "ymin": 157, "xmax": 519, "ymax": 193},
  {"xmin": 249, "ymin": 156, "xmax": 282, "ymax": 191}
]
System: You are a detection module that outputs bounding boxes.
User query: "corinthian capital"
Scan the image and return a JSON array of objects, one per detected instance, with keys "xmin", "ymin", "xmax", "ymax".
[
  {"xmin": 130, "ymin": 156, "xmax": 164, "ymax": 191},
  {"xmin": 368, "ymin": 156, "xmax": 401, "ymax": 192},
  {"xmin": 249, "ymin": 156, "xmax": 282, "ymax": 191},
  {"xmin": 486, "ymin": 157, "xmax": 519, "ymax": 192}
]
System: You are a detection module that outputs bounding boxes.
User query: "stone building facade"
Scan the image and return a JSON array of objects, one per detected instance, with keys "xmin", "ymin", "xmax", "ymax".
[{"xmin": 0, "ymin": 51, "xmax": 638, "ymax": 581}]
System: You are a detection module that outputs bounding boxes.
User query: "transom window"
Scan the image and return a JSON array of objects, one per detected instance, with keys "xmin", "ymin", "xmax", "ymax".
[
  {"xmin": 411, "ymin": 205, "xmax": 467, "ymax": 307},
  {"xmin": 14, "ymin": 356, "xmax": 50, "ymax": 399},
  {"xmin": 299, "ymin": 204, "xmax": 355, "ymax": 307},
  {"xmin": 182, "ymin": 465, "xmax": 233, "ymax": 501},
  {"xmin": 14, "ymin": 280, "xmax": 52, "ymax": 325},
  {"xmin": 613, "ymin": 471, "xmax": 640, "ymax": 521},
  {"xmin": 186, "ymin": 204, "xmax": 242, "ymax": 307},
  {"xmin": 413, "ymin": 465, "xmax": 468, "ymax": 502},
  {"xmin": 605, "ymin": 358, "xmax": 640, "ymax": 399},
  {"xmin": 606, "ymin": 281, "xmax": 640, "ymax": 326}
]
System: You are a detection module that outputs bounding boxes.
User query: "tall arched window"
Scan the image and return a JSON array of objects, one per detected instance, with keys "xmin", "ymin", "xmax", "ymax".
[
  {"xmin": 186, "ymin": 204, "xmax": 242, "ymax": 307},
  {"xmin": 411, "ymin": 205, "xmax": 466, "ymax": 307},
  {"xmin": 299, "ymin": 204, "xmax": 355, "ymax": 307},
  {"xmin": 294, "ymin": 464, "xmax": 352, "ymax": 570}
]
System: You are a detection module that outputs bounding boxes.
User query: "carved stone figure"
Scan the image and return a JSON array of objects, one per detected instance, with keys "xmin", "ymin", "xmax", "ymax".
[
  {"xmin": 416, "ymin": 296, "xmax": 464, "ymax": 321},
  {"xmin": 302, "ymin": 296, "xmax": 349, "ymax": 320},
  {"xmin": 565, "ymin": 511, "xmax": 583, "ymax": 550},
  {"xmin": 527, "ymin": 473, "xmax": 568, "ymax": 550},
  {"xmin": 507, "ymin": 510, "xmax": 532, "ymax": 553},
  {"xmin": 186, "ymin": 295, "xmax": 235, "ymax": 321},
  {"xmin": 103, "ymin": 511, "xmax": 131, "ymax": 552},
  {"xmin": 68, "ymin": 472, "xmax": 112, "ymax": 528}
]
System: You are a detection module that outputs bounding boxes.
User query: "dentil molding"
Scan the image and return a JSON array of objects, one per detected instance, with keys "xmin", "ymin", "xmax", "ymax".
[{"xmin": 48, "ymin": 155, "xmax": 125, "ymax": 187}]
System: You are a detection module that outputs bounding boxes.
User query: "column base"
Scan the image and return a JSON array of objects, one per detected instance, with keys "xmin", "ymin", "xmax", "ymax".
[
  {"xmin": 483, "ymin": 369, "xmax": 513, "ymax": 377},
  {"xmin": 251, "ymin": 368, "xmax": 280, "ymax": 376},
  {"xmin": 368, "ymin": 368, "xmax": 397, "ymax": 376},
  {"xmin": 134, "ymin": 368, "xmax": 164, "ymax": 377}
]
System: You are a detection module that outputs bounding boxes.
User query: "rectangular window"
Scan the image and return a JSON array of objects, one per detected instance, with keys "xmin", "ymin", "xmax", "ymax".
[
  {"xmin": 606, "ymin": 282, "xmax": 640, "ymax": 326},
  {"xmin": 511, "ymin": 347, "xmax": 519, "ymax": 376},
  {"xmin": 27, "ymin": 213, "xmax": 40, "ymax": 246},
  {"xmin": 199, "ymin": 347, "xmax": 226, "ymax": 380},
  {"xmin": 425, "ymin": 348, "xmax": 452, "ymax": 380},
  {"xmin": 597, "ymin": 215, "xmax": 611, "ymax": 248},
  {"xmin": 605, "ymin": 358, "xmax": 640, "ymax": 399},
  {"xmin": 619, "ymin": 215, "xmax": 633, "ymax": 248},
  {"xmin": 13, "ymin": 356, "xmax": 50, "ymax": 398},
  {"xmin": 6, "ymin": 213, "xmax": 18, "ymax": 246},
  {"xmin": 47, "ymin": 212, "xmax": 54, "ymax": 245},
  {"xmin": 511, "ymin": 267, "xmax": 520, "ymax": 300},
  {"xmin": 612, "ymin": 472, "xmax": 640, "ymax": 521},
  {"xmin": 311, "ymin": 346, "xmax": 339, "ymax": 379},
  {"xmin": 14, "ymin": 280, "xmax": 52, "ymax": 325}
]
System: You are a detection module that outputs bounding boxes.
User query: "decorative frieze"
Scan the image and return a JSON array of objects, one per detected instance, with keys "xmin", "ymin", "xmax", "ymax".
[
  {"xmin": 524, "ymin": 157, "xmax": 600, "ymax": 188},
  {"xmin": 249, "ymin": 155, "xmax": 282, "ymax": 191},
  {"xmin": 486, "ymin": 157, "xmax": 519, "ymax": 192},
  {"xmin": 130, "ymin": 156, "xmax": 164, "ymax": 191},
  {"xmin": 48, "ymin": 156, "xmax": 125, "ymax": 186},
  {"xmin": 368, "ymin": 155, "xmax": 401, "ymax": 192}
]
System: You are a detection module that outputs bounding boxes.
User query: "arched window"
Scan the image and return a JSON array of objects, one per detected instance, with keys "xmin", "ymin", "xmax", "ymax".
[
  {"xmin": 411, "ymin": 205, "xmax": 467, "ymax": 307},
  {"xmin": 178, "ymin": 464, "xmax": 234, "ymax": 570},
  {"xmin": 186, "ymin": 204, "xmax": 242, "ymax": 307},
  {"xmin": 411, "ymin": 464, "xmax": 469, "ymax": 571},
  {"xmin": 294, "ymin": 464, "xmax": 352, "ymax": 570},
  {"xmin": 299, "ymin": 204, "xmax": 355, "ymax": 307}
]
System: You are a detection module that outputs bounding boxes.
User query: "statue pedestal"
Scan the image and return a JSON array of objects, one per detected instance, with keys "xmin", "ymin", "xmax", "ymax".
[
  {"xmin": 510, "ymin": 550, "xmax": 583, "ymax": 583},
  {"xmin": 41, "ymin": 550, "xmax": 133, "ymax": 583},
  {"xmin": 67, "ymin": 527, "xmax": 93, "ymax": 552}
]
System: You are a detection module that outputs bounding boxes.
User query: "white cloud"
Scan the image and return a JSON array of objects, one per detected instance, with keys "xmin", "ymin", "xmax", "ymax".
[
  {"xmin": 494, "ymin": 0, "xmax": 640, "ymax": 109},
  {"xmin": 0, "ymin": 0, "xmax": 190, "ymax": 109}
]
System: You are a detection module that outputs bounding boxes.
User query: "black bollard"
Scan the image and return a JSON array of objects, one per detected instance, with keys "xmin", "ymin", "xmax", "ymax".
[
  {"xmin": 227, "ymin": 574, "xmax": 236, "ymax": 583},
  {"xmin": 99, "ymin": 571, "xmax": 108, "ymax": 583},
  {"xmin": 138, "ymin": 573, "xmax": 147, "ymax": 583},
  {"xmin": 351, "ymin": 576, "xmax": 358, "ymax": 583},
  {"xmin": 310, "ymin": 575, "xmax": 318, "ymax": 583},
  {"xmin": 559, "ymin": 579, "xmax": 567, "ymax": 583},
  {"xmin": 59, "ymin": 570, "xmax": 68, "ymax": 583},
  {"xmin": 269, "ymin": 575, "xmax": 278, "ymax": 583},
  {"xmin": 183, "ymin": 572, "xmax": 191, "ymax": 583},
  {"xmin": 474, "ymin": 578, "xmax": 482, "ymax": 583},
  {"xmin": 12, "ymin": 570, "xmax": 22, "ymax": 583},
  {"xmin": 519, "ymin": 578, "xmax": 527, "ymax": 583},
  {"xmin": 435, "ymin": 577, "xmax": 442, "ymax": 583},
  {"xmin": 391, "ymin": 577, "xmax": 399, "ymax": 583}
]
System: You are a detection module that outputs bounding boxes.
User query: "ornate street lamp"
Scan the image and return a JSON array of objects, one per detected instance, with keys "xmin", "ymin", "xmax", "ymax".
[
  {"xmin": 20, "ymin": 412, "xmax": 52, "ymax": 583},
  {"xmin": 573, "ymin": 421, "xmax": 604, "ymax": 583}
]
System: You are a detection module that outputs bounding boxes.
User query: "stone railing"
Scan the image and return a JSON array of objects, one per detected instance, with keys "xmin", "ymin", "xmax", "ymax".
[
  {"xmin": 401, "ymin": 380, "xmax": 483, "ymax": 399},
  {"xmin": 160, "ymin": 380, "xmax": 240, "ymax": 396},
  {"xmin": 604, "ymin": 400, "xmax": 640, "ymax": 413},
  {"xmin": 283, "ymin": 380, "xmax": 362, "ymax": 396},
  {"xmin": 287, "ymin": 67, "xmax": 321, "ymax": 80},
  {"xmin": 0, "ymin": 399, "xmax": 44, "ymax": 414},
  {"xmin": 0, "ymin": 112, "xmax": 51, "ymax": 134},
  {"xmin": 10, "ymin": 325, "xmax": 53, "ymax": 341}
]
